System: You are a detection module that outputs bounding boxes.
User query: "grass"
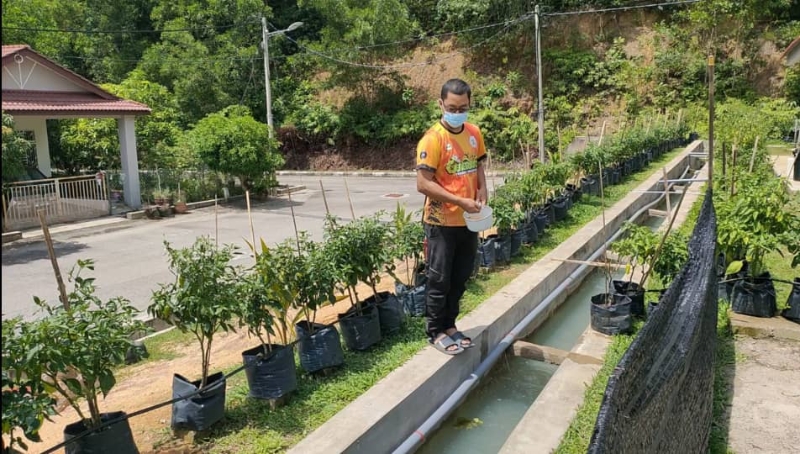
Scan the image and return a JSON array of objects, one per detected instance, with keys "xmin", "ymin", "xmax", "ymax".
[
  {"xmin": 553, "ymin": 322, "xmax": 642, "ymax": 454},
  {"xmin": 709, "ymin": 301, "xmax": 736, "ymax": 454},
  {"xmin": 127, "ymin": 148, "xmax": 686, "ymax": 453}
]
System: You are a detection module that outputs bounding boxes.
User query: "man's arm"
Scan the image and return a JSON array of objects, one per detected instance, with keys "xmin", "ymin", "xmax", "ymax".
[
  {"xmin": 417, "ymin": 169, "xmax": 481, "ymax": 213},
  {"xmin": 476, "ymin": 161, "xmax": 488, "ymax": 205}
]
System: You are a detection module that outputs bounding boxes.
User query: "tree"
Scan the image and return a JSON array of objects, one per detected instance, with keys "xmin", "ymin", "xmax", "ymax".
[
  {"xmin": 189, "ymin": 105, "xmax": 284, "ymax": 190},
  {"xmin": 2, "ymin": 113, "xmax": 32, "ymax": 184}
]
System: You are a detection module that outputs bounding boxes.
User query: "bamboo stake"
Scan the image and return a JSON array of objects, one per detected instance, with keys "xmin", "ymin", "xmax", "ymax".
[
  {"xmin": 287, "ymin": 189, "xmax": 301, "ymax": 254},
  {"xmin": 721, "ymin": 142, "xmax": 727, "ymax": 188},
  {"xmin": 38, "ymin": 210, "xmax": 69, "ymax": 309},
  {"xmin": 598, "ymin": 162, "xmax": 612, "ymax": 296},
  {"xmin": 246, "ymin": 191, "xmax": 257, "ymax": 258},
  {"xmin": 319, "ymin": 180, "xmax": 331, "ymax": 215},
  {"xmin": 662, "ymin": 168, "xmax": 671, "ymax": 215},
  {"xmin": 214, "ymin": 195, "xmax": 219, "ymax": 249},
  {"xmin": 640, "ymin": 181, "xmax": 691, "ymax": 287},
  {"xmin": 730, "ymin": 145, "xmax": 738, "ymax": 197},
  {"xmin": 748, "ymin": 136, "xmax": 760, "ymax": 173},
  {"xmin": 550, "ymin": 258, "xmax": 627, "ymax": 269},
  {"xmin": 598, "ymin": 121, "xmax": 607, "ymax": 146},
  {"xmin": 343, "ymin": 178, "xmax": 356, "ymax": 220}
]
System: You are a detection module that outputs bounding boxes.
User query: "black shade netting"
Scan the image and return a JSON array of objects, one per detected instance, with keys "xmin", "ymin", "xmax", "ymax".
[{"xmin": 588, "ymin": 188, "xmax": 718, "ymax": 454}]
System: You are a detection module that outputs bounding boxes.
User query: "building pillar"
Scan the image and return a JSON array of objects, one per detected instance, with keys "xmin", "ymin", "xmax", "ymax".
[{"xmin": 117, "ymin": 116, "xmax": 141, "ymax": 209}]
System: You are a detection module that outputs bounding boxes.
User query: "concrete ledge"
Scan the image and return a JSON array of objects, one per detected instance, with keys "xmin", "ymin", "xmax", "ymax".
[
  {"xmin": 2, "ymin": 231, "xmax": 23, "ymax": 243},
  {"xmin": 731, "ymin": 312, "xmax": 800, "ymax": 342},
  {"xmin": 276, "ymin": 170, "xmax": 508, "ymax": 178},
  {"xmin": 288, "ymin": 142, "xmax": 702, "ymax": 454},
  {"xmin": 500, "ymin": 328, "xmax": 610, "ymax": 454}
]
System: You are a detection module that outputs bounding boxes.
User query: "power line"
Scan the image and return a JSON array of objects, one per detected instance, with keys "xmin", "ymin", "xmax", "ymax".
[
  {"xmin": 1, "ymin": 20, "xmax": 258, "ymax": 34},
  {"xmin": 542, "ymin": 0, "xmax": 701, "ymax": 17},
  {"xmin": 279, "ymin": 12, "xmax": 534, "ymax": 71}
]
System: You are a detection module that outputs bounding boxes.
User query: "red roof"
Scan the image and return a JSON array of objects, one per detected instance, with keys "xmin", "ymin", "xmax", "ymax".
[
  {"xmin": 3, "ymin": 90, "xmax": 151, "ymax": 115},
  {"xmin": 2, "ymin": 44, "xmax": 29, "ymax": 58},
  {"xmin": 2, "ymin": 44, "xmax": 150, "ymax": 117}
]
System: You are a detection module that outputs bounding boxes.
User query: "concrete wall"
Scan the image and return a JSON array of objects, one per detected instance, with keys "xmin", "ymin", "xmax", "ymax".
[
  {"xmin": 2, "ymin": 54, "xmax": 84, "ymax": 92},
  {"xmin": 288, "ymin": 141, "xmax": 704, "ymax": 454},
  {"xmin": 11, "ymin": 116, "xmax": 51, "ymax": 177}
]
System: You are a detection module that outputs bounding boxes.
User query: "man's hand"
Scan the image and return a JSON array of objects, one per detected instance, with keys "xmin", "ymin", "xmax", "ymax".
[
  {"xmin": 461, "ymin": 198, "xmax": 482, "ymax": 214},
  {"xmin": 476, "ymin": 187, "xmax": 488, "ymax": 206}
]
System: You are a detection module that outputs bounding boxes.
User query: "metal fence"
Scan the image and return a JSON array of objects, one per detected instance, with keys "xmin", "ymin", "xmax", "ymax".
[
  {"xmin": 105, "ymin": 169, "xmax": 245, "ymax": 205},
  {"xmin": 2, "ymin": 174, "xmax": 110, "ymax": 231}
]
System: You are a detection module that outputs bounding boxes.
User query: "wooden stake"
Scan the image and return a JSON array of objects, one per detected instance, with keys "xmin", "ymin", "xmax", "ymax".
[
  {"xmin": 38, "ymin": 210, "xmax": 69, "ymax": 309},
  {"xmin": 246, "ymin": 191, "xmax": 257, "ymax": 257},
  {"xmin": 598, "ymin": 162, "xmax": 611, "ymax": 295},
  {"xmin": 730, "ymin": 145, "xmax": 738, "ymax": 197},
  {"xmin": 319, "ymin": 180, "xmax": 331, "ymax": 215},
  {"xmin": 550, "ymin": 258, "xmax": 627, "ymax": 269},
  {"xmin": 598, "ymin": 121, "xmax": 607, "ymax": 146},
  {"xmin": 343, "ymin": 178, "xmax": 356, "ymax": 220},
  {"xmin": 287, "ymin": 189, "xmax": 301, "ymax": 254},
  {"xmin": 641, "ymin": 181, "xmax": 691, "ymax": 287},
  {"xmin": 748, "ymin": 136, "xmax": 760, "ymax": 173},
  {"xmin": 662, "ymin": 168, "xmax": 671, "ymax": 215}
]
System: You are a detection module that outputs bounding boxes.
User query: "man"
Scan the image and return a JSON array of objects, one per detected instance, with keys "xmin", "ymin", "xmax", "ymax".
[{"xmin": 416, "ymin": 78, "xmax": 488, "ymax": 355}]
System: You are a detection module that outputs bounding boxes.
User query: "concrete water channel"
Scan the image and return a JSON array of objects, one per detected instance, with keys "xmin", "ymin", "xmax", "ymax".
[
  {"xmin": 289, "ymin": 142, "xmax": 707, "ymax": 454},
  {"xmin": 417, "ymin": 212, "xmax": 671, "ymax": 453}
]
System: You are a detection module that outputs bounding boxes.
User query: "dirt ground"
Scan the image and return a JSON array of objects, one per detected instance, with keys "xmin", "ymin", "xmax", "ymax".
[
  {"xmin": 726, "ymin": 336, "xmax": 800, "ymax": 454},
  {"xmin": 26, "ymin": 263, "xmax": 414, "ymax": 454}
]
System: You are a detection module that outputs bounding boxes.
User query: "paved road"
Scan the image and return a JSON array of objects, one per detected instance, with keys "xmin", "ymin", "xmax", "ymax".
[{"xmin": 2, "ymin": 176, "xmax": 441, "ymax": 321}]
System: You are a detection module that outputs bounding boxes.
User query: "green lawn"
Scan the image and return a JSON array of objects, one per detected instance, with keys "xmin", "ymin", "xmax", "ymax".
[{"xmin": 133, "ymin": 148, "xmax": 687, "ymax": 453}]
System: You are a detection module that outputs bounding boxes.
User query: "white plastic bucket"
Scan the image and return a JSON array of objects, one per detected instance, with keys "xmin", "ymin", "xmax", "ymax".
[{"xmin": 463, "ymin": 205, "xmax": 493, "ymax": 232}]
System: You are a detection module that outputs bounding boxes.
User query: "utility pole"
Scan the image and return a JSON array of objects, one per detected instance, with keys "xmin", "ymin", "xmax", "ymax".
[
  {"xmin": 261, "ymin": 17, "xmax": 274, "ymax": 137},
  {"xmin": 535, "ymin": 5, "xmax": 545, "ymax": 162},
  {"xmin": 708, "ymin": 54, "xmax": 715, "ymax": 190},
  {"xmin": 261, "ymin": 18, "xmax": 303, "ymax": 138}
]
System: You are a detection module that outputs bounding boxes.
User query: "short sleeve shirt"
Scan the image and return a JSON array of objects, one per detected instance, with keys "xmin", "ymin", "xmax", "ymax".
[{"xmin": 416, "ymin": 121, "xmax": 487, "ymax": 226}]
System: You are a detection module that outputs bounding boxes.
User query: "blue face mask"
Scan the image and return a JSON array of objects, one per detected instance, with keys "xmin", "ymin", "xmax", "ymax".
[{"xmin": 443, "ymin": 111, "xmax": 468, "ymax": 129}]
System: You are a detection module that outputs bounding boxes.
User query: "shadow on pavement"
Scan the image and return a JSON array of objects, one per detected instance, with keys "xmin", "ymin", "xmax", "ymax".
[{"xmin": 1, "ymin": 240, "xmax": 89, "ymax": 266}]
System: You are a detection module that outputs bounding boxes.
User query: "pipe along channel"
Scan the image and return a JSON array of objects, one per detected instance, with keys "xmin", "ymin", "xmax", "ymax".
[{"xmin": 392, "ymin": 163, "xmax": 696, "ymax": 454}]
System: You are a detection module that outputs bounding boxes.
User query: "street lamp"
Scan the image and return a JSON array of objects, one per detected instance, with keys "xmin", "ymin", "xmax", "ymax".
[{"xmin": 261, "ymin": 19, "xmax": 303, "ymax": 137}]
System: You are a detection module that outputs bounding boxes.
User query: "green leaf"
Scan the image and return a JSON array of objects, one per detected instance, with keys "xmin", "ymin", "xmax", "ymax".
[
  {"xmin": 726, "ymin": 260, "xmax": 744, "ymax": 276},
  {"xmin": 98, "ymin": 373, "xmax": 116, "ymax": 397}
]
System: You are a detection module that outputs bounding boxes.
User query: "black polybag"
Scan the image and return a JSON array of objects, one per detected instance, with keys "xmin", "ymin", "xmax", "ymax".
[
  {"xmin": 295, "ymin": 321, "xmax": 344, "ymax": 373},
  {"xmin": 241, "ymin": 344, "xmax": 297, "ymax": 399},
  {"xmin": 171, "ymin": 372, "xmax": 226, "ymax": 431}
]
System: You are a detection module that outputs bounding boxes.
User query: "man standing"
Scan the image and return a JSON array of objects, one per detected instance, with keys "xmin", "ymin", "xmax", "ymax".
[{"xmin": 416, "ymin": 78, "xmax": 488, "ymax": 355}]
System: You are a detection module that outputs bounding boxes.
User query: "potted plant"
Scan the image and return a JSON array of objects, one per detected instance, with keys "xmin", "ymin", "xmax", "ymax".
[
  {"xmin": 609, "ymin": 222, "xmax": 659, "ymax": 317},
  {"xmin": 238, "ymin": 238, "xmax": 299, "ymax": 402},
  {"xmin": 323, "ymin": 215, "xmax": 382, "ymax": 351},
  {"xmin": 2, "ymin": 318, "xmax": 57, "ymax": 454},
  {"xmin": 359, "ymin": 213, "xmax": 405, "ymax": 335},
  {"xmin": 388, "ymin": 204, "xmax": 427, "ymax": 317},
  {"xmin": 148, "ymin": 237, "xmax": 241, "ymax": 432},
  {"xmin": 719, "ymin": 176, "xmax": 796, "ymax": 318},
  {"xmin": 644, "ymin": 230, "xmax": 690, "ymax": 312},
  {"xmin": 152, "ymin": 188, "xmax": 171, "ymax": 207},
  {"xmin": 24, "ymin": 260, "xmax": 146, "ymax": 454},
  {"xmin": 292, "ymin": 234, "xmax": 345, "ymax": 374},
  {"xmin": 487, "ymin": 192, "xmax": 517, "ymax": 265},
  {"xmin": 173, "ymin": 184, "xmax": 189, "ymax": 214}
]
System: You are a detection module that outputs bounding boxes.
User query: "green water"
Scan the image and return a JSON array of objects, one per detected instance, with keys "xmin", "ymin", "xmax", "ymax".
[
  {"xmin": 416, "ymin": 357, "xmax": 557, "ymax": 454},
  {"xmin": 417, "ymin": 212, "xmax": 665, "ymax": 453}
]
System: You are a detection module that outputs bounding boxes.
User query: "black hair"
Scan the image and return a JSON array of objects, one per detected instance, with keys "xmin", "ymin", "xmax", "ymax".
[{"xmin": 440, "ymin": 78, "xmax": 471, "ymax": 101}]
